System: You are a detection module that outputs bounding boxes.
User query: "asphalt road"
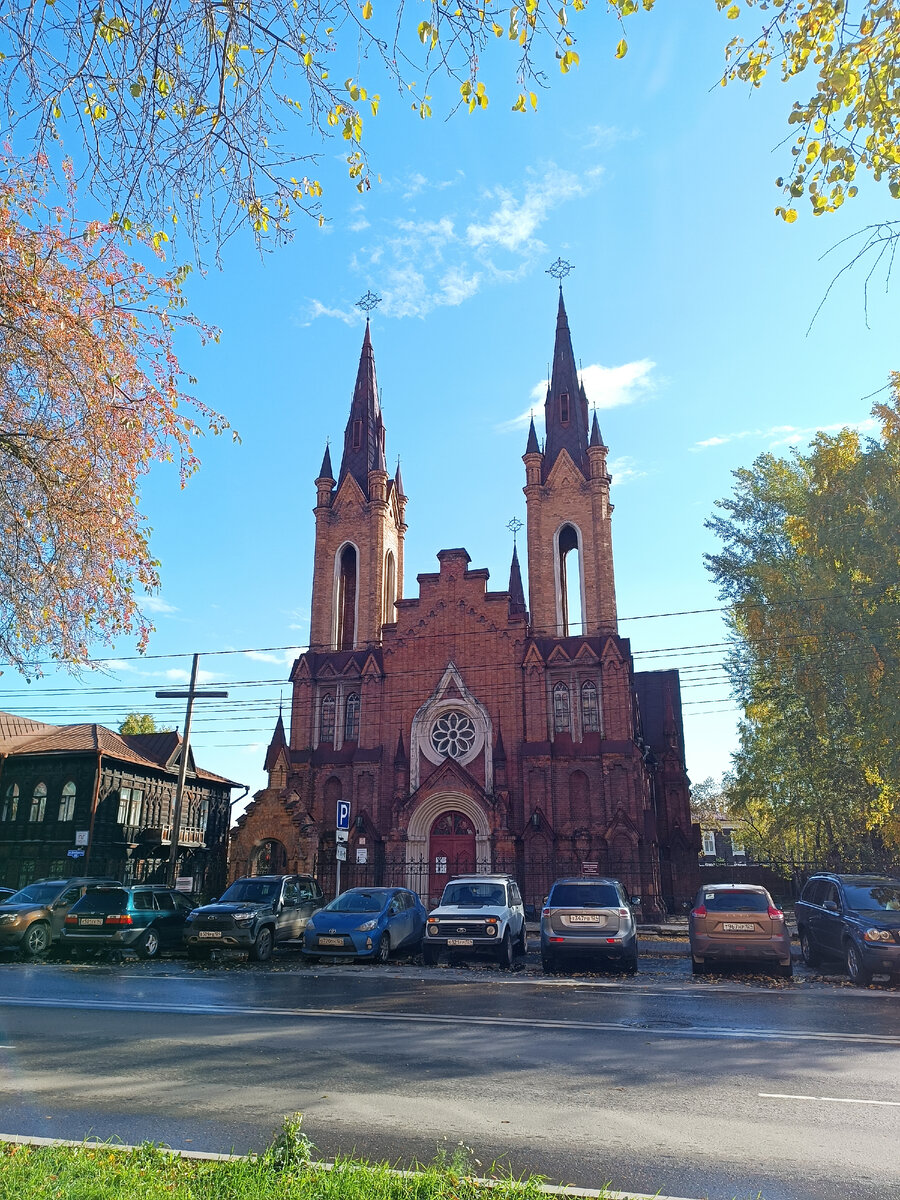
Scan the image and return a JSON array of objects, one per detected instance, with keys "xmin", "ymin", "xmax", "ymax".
[{"xmin": 0, "ymin": 951, "xmax": 897, "ymax": 1200}]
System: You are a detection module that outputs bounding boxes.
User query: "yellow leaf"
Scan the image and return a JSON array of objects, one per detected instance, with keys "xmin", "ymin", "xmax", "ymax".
[
  {"xmin": 362, "ymin": 0, "xmax": 373, "ymax": 17},
  {"xmin": 615, "ymin": 38, "xmax": 627, "ymax": 59}
]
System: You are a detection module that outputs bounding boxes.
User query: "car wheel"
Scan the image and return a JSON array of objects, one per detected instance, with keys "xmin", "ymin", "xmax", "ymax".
[
  {"xmin": 516, "ymin": 925, "xmax": 528, "ymax": 956},
  {"xmin": 187, "ymin": 946, "xmax": 211, "ymax": 962},
  {"xmin": 799, "ymin": 930, "xmax": 821, "ymax": 968},
  {"xmin": 691, "ymin": 956, "xmax": 707, "ymax": 975},
  {"xmin": 375, "ymin": 933, "xmax": 391, "ymax": 964},
  {"xmin": 497, "ymin": 930, "xmax": 513, "ymax": 970},
  {"xmin": 21, "ymin": 921, "xmax": 51, "ymax": 959},
  {"xmin": 249, "ymin": 927, "xmax": 274, "ymax": 963},
  {"xmin": 423, "ymin": 944, "xmax": 439, "ymax": 966},
  {"xmin": 136, "ymin": 927, "xmax": 161, "ymax": 960},
  {"xmin": 845, "ymin": 939, "xmax": 872, "ymax": 987},
  {"xmin": 777, "ymin": 962, "xmax": 794, "ymax": 980}
]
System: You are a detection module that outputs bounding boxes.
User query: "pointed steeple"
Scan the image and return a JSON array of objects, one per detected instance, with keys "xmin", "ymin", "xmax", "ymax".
[
  {"xmin": 525, "ymin": 416, "xmax": 540, "ymax": 455},
  {"xmin": 318, "ymin": 443, "xmax": 334, "ymax": 481},
  {"xmin": 338, "ymin": 320, "xmax": 385, "ymax": 498},
  {"xmin": 589, "ymin": 411, "xmax": 603, "ymax": 447},
  {"xmin": 394, "ymin": 458, "xmax": 405, "ymax": 498},
  {"xmin": 394, "ymin": 729, "xmax": 407, "ymax": 766},
  {"xmin": 508, "ymin": 544, "xmax": 526, "ymax": 620},
  {"xmin": 263, "ymin": 712, "xmax": 288, "ymax": 772},
  {"xmin": 542, "ymin": 288, "xmax": 590, "ymax": 481},
  {"xmin": 494, "ymin": 726, "xmax": 506, "ymax": 764}
]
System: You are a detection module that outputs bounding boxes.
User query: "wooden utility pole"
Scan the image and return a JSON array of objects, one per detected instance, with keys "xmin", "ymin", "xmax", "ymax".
[{"xmin": 156, "ymin": 654, "xmax": 228, "ymax": 887}]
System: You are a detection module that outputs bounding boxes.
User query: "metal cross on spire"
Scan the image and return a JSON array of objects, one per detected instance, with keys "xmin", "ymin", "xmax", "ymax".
[
  {"xmin": 507, "ymin": 516, "xmax": 524, "ymax": 546},
  {"xmin": 356, "ymin": 289, "xmax": 382, "ymax": 316},
  {"xmin": 546, "ymin": 257, "xmax": 575, "ymax": 285}
]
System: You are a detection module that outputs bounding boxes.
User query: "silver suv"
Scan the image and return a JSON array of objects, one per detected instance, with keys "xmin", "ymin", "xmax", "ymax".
[
  {"xmin": 541, "ymin": 876, "xmax": 639, "ymax": 974},
  {"xmin": 0, "ymin": 877, "xmax": 119, "ymax": 958},
  {"xmin": 424, "ymin": 874, "xmax": 526, "ymax": 968}
]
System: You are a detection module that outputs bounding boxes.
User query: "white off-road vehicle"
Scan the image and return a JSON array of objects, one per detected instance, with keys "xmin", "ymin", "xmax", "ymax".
[{"xmin": 424, "ymin": 874, "xmax": 527, "ymax": 968}]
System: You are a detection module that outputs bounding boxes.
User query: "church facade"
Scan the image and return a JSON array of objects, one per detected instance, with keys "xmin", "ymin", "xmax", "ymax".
[{"xmin": 231, "ymin": 293, "xmax": 699, "ymax": 916}]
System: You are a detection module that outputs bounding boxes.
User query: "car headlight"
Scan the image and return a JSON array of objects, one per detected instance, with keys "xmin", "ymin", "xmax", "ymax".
[
  {"xmin": 356, "ymin": 919, "xmax": 378, "ymax": 932},
  {"xmin": 864, "ymin": 928, "xmax": 894, "ymax": 943},
  {"xmin": 232, "ymin": 912, "xmax": 255, "ymax": 924},
  {"xmin": 427, "ymin": 925, "xmax": 439, "ymax": 936},
  {"xmin": 0, "ymin": 914, "xmax": 16, "ymax": 924},
  {"xmin": 485, "ymin": 924, "xmax": 497, "ymax": 937}
]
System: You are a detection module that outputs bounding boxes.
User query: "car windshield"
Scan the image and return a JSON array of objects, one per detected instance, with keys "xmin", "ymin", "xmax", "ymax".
[
  {"xmin": 219, "ymin": 880, "xmax": 280, "ymax": 904},
  {"xmin": 842, "ymin": 883, "xmax": 900, "ymax": 912},
  {"xmin": 5, "ymin": 883, "xmax": 62, "ymax": 905},
  {"xmin": 441, "ymin": 883, "xmax": 506, "ymax": 907},
  {"xmin": 71, "ymin": 889, "xmax": 129, "ymax": 913},
  {"xmin": 323, "ymin": 891, "xmax": 386, "ymax": 914},
  {"xmin": 701, "ymin": 890, "xmax": 769, "ymax": 912},
  {"xmin": 549, "ymin": 883, "xmax": 621, "ymax": 908}
]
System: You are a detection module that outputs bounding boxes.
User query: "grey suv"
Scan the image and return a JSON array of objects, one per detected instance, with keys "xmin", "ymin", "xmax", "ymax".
[
  {"xmin": 424, "ymin": 874, "xmax": 527, "ymax": 968},
  {"xmin": 184, "ymin": 874, "xmax": 323, "ymax": 962},
  {"xmin": 540, "ymin": 876, "xmax": 638, "ymax": 974},
  {"xmin": 0, "ymin": 877, "xmax": 119, "ymax": 958}
]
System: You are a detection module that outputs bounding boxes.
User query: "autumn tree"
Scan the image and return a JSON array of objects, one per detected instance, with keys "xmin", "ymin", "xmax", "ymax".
[
  {"xmin": 705, "ymin": 374, "xmax": 900, "ymax": 864},
  {"xmin": 0, "ymin": 0, "xmax": 651, "ymax": 249},
  {"xmin": 0, "ymin": 158, "xmax": 232, "ymax": 676},
  {"xmin": 119, "ymin": 713, "xmax": 172, "ymax": 734}
]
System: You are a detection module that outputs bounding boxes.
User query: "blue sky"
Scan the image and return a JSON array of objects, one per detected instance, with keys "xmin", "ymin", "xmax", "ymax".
[{"xmin": 3, "ymin": 5, "xmax": 897, "ymax": 807}]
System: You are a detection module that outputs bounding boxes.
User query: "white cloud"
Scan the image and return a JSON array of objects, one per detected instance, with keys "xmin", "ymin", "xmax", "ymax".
[
  {"xmin": 243, "ymin": 648, "xmax": 302, "ymax": 666},
  {"xmin": 306, "ymin": 299, "xmax": 359, "ymax": 326},
  {"xmin": 349, "ymin": 217, "xmax": 370, "ymax": 233},
  {"xmin": 141, "ymin": 595, "xmax": 177, "ymax": 614},
  {"xmin": 690, "ymin": 416, "xmax": 879, "ymax": 453},
  {"xmin": 583, "ymin": 125, "xmax": 638, "ymax": 150},
  {"xmin": 499, "ymin": 359, "xmax": 657, "ymax": 433},
  {"xmin": 608, "ymin": 455, "xmax": 647, "ymax": 486},
  {"xmin": 466, "ymin": 169, "xmax": 588, "ymax": 253},
  {"xmin": 162, "ymin": 667, "xmax": 220, "ymax": 685}
]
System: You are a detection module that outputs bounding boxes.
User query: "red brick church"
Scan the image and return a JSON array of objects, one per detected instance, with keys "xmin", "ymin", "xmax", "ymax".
[{"xmin": 231, "ymin": 291, "xmax": 699, "ymax": 916}]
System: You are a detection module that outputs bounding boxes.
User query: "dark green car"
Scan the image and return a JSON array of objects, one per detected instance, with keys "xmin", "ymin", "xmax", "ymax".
[{"xmin": 60, "ymin": 885, "xmax": 196, "ymax": 960}]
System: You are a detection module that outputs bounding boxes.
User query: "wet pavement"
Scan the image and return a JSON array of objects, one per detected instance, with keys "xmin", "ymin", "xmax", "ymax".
[{"xmin": 0, "ymin": 948, "xmax": 897, "ymax": 1200}]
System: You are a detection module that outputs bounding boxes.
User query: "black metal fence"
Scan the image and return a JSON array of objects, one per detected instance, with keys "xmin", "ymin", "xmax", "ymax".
[{"xmin": 699, "ymin": 855, "xmax": 900, "ymax": 907}]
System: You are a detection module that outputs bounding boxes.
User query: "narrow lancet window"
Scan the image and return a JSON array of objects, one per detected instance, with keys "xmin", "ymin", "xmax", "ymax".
[
  {"xmin": 557, "ymin": 523, "xmax": 583, "ymax": 636},
  {"xmin": 336, "ymin": 543, "xmax": 358, "ymax": 649},
  {"xmin": 553, "ymin": 682, "xmax": 571, "ymax": 733}
]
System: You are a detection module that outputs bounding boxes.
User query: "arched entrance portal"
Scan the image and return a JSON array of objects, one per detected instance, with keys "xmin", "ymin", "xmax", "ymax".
[
  {"xmin": 251, "ymin": 838, "xmax": 287, "ymax": 876},
  {"xmin": 428, "ymin": 811, "xmax": 476, "ymax": 904}
]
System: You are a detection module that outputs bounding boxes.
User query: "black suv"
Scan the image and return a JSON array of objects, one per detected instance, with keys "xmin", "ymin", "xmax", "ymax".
[
  {"xmin": 184, "ymin": 874, "xmax": 323, "ymax": 962},
  {"xmin": 795, "ymin": 873, "xmax": 900, "ymax": 985}
]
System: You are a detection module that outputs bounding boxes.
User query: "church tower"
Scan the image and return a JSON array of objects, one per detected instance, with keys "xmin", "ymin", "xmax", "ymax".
[
  {"xmin": 308, "ymin": 322, "xmax": 407, "ymax": 650},
  {"xmin": 523, "ymin": 289, "xmax": 618, "ymax": 638}
]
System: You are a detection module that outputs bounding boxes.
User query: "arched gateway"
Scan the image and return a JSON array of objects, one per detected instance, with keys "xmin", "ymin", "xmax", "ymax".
[{"xmin": 405, "ymin": 792, "xmax": 492, "ymax": 906}]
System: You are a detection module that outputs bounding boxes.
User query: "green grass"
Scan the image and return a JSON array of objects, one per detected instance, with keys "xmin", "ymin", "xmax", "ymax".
[{"xmin": 0, "ymin": 1120, "xmax": 621, "ymax": 1200}]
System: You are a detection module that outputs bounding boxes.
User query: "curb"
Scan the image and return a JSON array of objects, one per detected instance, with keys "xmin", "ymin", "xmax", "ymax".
[{"xmin": 0, "ymin": 1133, "xmax": 702, "ymax": 1200}]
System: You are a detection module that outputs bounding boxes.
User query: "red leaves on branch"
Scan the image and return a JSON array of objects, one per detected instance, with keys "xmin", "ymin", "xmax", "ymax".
[{"xmin": 0, "ymin": 156, "xmax": 233, "ymax": 675}]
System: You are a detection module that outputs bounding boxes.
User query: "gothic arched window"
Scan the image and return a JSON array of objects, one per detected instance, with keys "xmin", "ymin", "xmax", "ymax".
[
  {"xmin": 30, "ymin": 782, "xmax": 47, "ymax": 822},
  {"xmin": 320, "ymin": 694, "xmax": 336, "ymax": 744},
  {"xmin": 383, "ymin": 550, "xmax": 396, "ymax": 627},
  {"xmin": 344, "ymin": 693, "xmax": 360, "ymax": 742},
  {"xmin": 581, "ymin": 681, "xmax": 600, "ymax": 733},
  {"xmin": 2, "ymin": 784, "xmax": 18, "ymax": 822},
  {"xmin": 557, "ymin": 523, "xmax": 583, "ymax": 636},
  {"xmin": 553, "ymin": 683, "xmax": 571, "ymax": 734},
  {"xmin": 58, "ymin": 781, "xmax": 77, "ymax": 822},
  {"xmin": 336, "ymin": 543, "xmax": 358, "ymax": 650}
]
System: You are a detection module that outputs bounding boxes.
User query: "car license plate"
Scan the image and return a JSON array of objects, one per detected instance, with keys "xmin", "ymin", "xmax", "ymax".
[
  {"xmin": 79, "ymin": 918, "xmax": 103, "ymax": 926},
  {"xmin": 447, "ymin": 938, "xmax": 474, "ymax": 946},
  {"xmin": 723, "ymin": 922, "xmax": 755, "ymax": 932},
  {"xmin": 198, "ymin": 930, "xmax": 222, "ymax": 939},
  {"xmin": 568, "ymin": 915, "xmax": 601, "ymax": 923},
  {"xmin": 318, "ymin": 937, "xmax": 345, "ymax": 946}
]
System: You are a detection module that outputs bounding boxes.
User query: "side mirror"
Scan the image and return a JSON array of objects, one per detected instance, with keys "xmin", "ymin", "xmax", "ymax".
[
  {"xmin": 823, "ymin": 899, "xmax": 839, "ymax": 913},
  {"xmin": 630, "ymin": 896, "xmax": 642, "ymax": 907},
  {"xmin": 209, "ymin": 897, "xmax": 218, "ymax": 905}
]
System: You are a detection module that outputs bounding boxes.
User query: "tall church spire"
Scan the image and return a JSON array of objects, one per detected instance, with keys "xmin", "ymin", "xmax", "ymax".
[
  {"xmin": 542, "ymin": 288, "xmax": 590, "ymax": 481},
  {"xmin": 339, "ymin": 320, "xmax": 385, "ymax": 498},
  {"xmin": 508, "ymin": 544, "xmax": 527, "ymax": 620}
]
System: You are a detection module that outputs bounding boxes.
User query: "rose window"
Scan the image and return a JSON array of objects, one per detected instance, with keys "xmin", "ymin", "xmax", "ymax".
[{"xmin": 430, "ymin": 711, "xmax": 476, "ymax": 760}]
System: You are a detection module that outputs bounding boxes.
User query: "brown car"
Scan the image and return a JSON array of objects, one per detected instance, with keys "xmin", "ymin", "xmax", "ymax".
[{"xmin": 689, "ymin": 883, "xmax": 793, "ymax": 978}]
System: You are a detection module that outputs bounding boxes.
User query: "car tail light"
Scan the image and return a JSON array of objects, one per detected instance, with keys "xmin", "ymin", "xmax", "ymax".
[
  {"xmin": 692, "ymin": 905, "xmax": 707, "ymax": 918},
  {"xmin": 549, "ymin": 936, "xmax": 565, "ymax": 944},
  {"xmin": 104, "ymin": 914, "xmax": 133, "ymax": 925},
  {"xmin": 64, "ymin": 915, "xmax": 77, "ymax": 925},
  {"xmin": 541, "ymin": 907, "xmax": 551, "ymax": 918},
  {"xmin": 768, "ymin": 906, "xmax": 784, "ymax": 920},
  {"xmin": 617, "ymin": 908, "xmax": 630, "ymax": 918}
]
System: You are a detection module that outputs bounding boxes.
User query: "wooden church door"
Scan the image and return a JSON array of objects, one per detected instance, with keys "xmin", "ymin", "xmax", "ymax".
[{"xmin": 428, "ymin": 811, "xmax": 476, "ymax": 906}]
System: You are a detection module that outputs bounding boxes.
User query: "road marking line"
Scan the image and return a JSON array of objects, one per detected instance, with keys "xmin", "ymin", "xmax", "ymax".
[
  {"xmin": 1, "ymin": 994, "xmax": 899, "ymax": 1045},
  {"xmin": 759, "ymin": 1092, "xmax": 900, "ymax": 1107}
]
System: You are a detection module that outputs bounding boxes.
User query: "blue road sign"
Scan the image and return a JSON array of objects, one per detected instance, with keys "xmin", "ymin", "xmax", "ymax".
[{"xmin": 336, "ymin": 800, "xmax": 351, "ymax": 831}]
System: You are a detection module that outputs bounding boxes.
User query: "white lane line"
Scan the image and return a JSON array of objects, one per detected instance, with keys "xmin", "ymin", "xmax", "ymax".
[
  {"xmin": 2, "ymin": 994, "xmax": 900, "ymax": 1046},
  {"xmin": 760, "ymin": 1093, "xmax": 900, "ymax": 1107}
]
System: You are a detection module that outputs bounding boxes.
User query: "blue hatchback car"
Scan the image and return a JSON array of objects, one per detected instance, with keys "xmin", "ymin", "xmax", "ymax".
[{"xmin": 303, "ymin": 887, "xmax": 426, "ymax": 962}]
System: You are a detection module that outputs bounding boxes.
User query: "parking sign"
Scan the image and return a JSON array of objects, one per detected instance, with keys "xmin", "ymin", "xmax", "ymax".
[{"xmin": 336, "ymin": 800, "xmax": 351, "ymax": 830}]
